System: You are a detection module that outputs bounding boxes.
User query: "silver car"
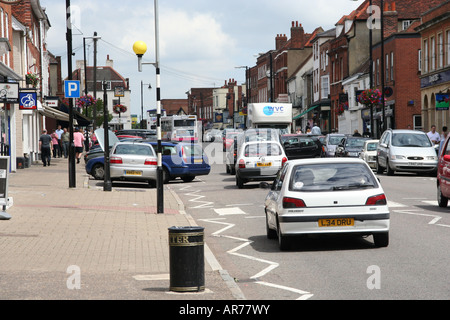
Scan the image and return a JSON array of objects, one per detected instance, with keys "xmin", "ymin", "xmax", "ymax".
[
  {"xmin": 376, "ymin": 129, "xmax": 438, "ymax": 175},
  {"xmin": 109, "ymin": 141, "xmax": 158, "ymax": 186},
  {"xmin": 324, "ymin": 133, "xmax": 346, "ymax": 157}
]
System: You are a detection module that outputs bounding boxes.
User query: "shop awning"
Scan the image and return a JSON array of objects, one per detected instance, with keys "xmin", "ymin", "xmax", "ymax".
[
  {"xmin": 293, "ymin": 104, "xmax": 320, "ymax": 120},
  {"xmin": 39, "ymin": 105, "xmax": 78, "ymax": 124}
]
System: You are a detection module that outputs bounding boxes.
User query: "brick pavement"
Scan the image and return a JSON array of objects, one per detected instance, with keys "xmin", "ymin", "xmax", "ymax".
[{"xmin": 0, "ymin": 157, "xmax": 240, "ymax": 300}]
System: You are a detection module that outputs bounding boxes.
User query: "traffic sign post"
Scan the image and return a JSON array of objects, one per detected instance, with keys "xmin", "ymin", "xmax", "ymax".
[{"xmin": 64, "ymin": 80, "xmax": 81, "ymax": 99}]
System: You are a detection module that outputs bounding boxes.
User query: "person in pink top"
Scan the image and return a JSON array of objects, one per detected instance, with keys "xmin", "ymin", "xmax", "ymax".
[{"xmin": 73, "ymin": 127, "xmax": 85, "ymax": 163}]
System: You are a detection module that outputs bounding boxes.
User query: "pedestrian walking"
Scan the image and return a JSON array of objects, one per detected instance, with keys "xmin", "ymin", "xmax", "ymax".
[
  {"xmin": 51, "ymin": 129, "xmax": 60, "ymax": 158},
  {"xmin": 311, "ymin": 123, "xmax": 321, "ymax": 135},
  {"xmin": 73, "ymin": 127, "xmax": 85, "ymax": 164},
  {"xmin": 55, "ymin": 125, "xmax": 64, "ymax": 158},
  {"xmin": 427, "ymin": 125, "xmax": 440, "ymax": 145},
  {"xmin": 39, "ymin": 129, "xmax": 52, "ymax": 167},
  {"xmin": 61, "ymin": 128, "xmax": 70, "ymax": 158}
]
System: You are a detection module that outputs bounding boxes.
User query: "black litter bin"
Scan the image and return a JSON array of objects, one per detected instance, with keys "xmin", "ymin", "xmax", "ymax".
[{"xmin": 168, "ymin": 226, "xmax": 205, "ymax": 292}]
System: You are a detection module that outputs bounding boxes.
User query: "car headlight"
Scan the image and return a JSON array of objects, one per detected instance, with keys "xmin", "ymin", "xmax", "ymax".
[
  {"xmin": 391, "ymin": 154, "xmax": 406, "ymax": 160},
  {"xmin": 426, "ymin": 156, "xmax": 438, "ymax": 160}
]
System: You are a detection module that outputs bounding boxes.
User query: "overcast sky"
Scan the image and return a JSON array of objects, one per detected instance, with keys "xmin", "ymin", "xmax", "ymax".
[{"xmin": 41, "ymin": 0, "xmax": 364, "ymax": 118}]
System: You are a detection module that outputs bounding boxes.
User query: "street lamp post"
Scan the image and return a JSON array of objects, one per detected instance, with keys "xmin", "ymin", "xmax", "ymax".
[
  {"xmin": 140, "ymin": 81, "xmax": 152, "ymax": 129},
  {"xmin": 133, "ymin": 0, "xmax": 163, "ymax": 214}
]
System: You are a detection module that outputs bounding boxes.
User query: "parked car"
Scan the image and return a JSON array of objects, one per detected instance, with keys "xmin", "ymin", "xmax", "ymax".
[
  {"xmin": 87, "ymin": 141, "xmax": 211, "ymax": 183},
  {"xmin": 360, "ymin": 140, "xmax": 379, "ymax": 169},
  {"xmin": 203, "ymin": 129, "xmax": 222, "ymax": 142},
  {"xmin": 323, "ymin": 133, "xmax": 346, "ymax": 157},
  {"xmin": 235, "ymin": 140, "xmax": 287, "ymax": 189},
  {"xmin": 148, "ymin": 141, "xmax": 210, "ymax": 183},
  {"xmin": 115, "ymin": 129, "xmax": 157, "ymax": 140},
  {"xmin": 335, "ymin": 136, "xmax": 370, "ymax": 157},
  {"xmin": 437, "ymin": 135, "xmax": 450, "ymax": 207},
  {"xmin": 376, "ymin": 129, "xmax": 438, "ymax": 176},
  {"xmin": 223, "ymin": 130, "xmax": 242, "ymax": 151},
  {"xmin": 280, "ymin": 134, "xmax": 323, "ymax": 159},
  {"xmin": 264, "ymin": 158, "xmax": 390, "ymax": 250}
]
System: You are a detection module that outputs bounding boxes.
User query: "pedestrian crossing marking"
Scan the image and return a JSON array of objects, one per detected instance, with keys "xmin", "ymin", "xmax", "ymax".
[{"xmin": 214, "ymin": 207, "xmax": 246, "ymax": 216}]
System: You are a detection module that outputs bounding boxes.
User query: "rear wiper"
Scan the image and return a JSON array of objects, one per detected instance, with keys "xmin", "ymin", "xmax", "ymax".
[{"xmin": 332, "ymin": 184, "xmax": 374, "ymax": 190}]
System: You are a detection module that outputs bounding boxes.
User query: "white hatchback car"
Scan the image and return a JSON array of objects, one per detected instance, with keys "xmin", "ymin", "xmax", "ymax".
[
  {"xmin": 264, "ymin": 158, "xmax": 390, "ymax": 250},
  {"xmin": 235, "ymin": 140, "xmax": 287, "ymax": 188},
  {"xmin": 360, "ymin": 139, "xmax": 379, "ymax": 169}
]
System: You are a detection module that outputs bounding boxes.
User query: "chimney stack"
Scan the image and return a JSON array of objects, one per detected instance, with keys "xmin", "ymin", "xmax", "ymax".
[{"xmin": 291, "ymin": 21, "xmax": 305, "ymax": 49}]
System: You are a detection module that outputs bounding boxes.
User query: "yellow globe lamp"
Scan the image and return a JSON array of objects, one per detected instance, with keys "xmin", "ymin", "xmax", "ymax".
[{"xmin": 133, "ymin": 41, "xmax": 148, "ymax": 57}]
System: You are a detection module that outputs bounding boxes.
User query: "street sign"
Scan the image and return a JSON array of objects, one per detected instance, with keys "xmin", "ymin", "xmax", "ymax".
[
  {"xmin": 64, "ymin": 80, "xmax": 81, "ymax": 98},
  {"xmin": 19, "ymin": 92, "xmax": 37, "ymax": 110}
]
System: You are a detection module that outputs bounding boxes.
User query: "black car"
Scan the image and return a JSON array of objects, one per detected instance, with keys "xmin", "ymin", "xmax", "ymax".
[
  {"xmin": 115, "ymin": 129, "xmax": 157, "ymax": 139},
  {"xmin": 280, "ymin": 134, "xmax": 323, "ymax": 159},
  {"xmin": 335, "ymin": 136, "xmax": 370, "ymax": 157}
]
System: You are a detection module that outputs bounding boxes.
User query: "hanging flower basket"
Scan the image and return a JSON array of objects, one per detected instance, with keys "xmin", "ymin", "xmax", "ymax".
[
  {"xmin": 336, "ymin": 101, "xmax": 348, "ymax": 116},
  {"xmin": 25, "ymin": 72, "xmax": 39, "ymax": 88},
  {"xmin": 113, "ymin": 104, "xmax": 127, "ymax": 114},
  {"xmin": 76, "ymin": 94, "xmax": 97, "ymax": 109},
  {"xmin": 358, "ymin": 89, "xmax": 383, "ymax": 107}
]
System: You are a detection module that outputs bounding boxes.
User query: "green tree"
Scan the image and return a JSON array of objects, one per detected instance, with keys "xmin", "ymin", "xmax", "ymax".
[{"xmin": 85, "ymin": 99, "xmax": 113, "ymax": 128}]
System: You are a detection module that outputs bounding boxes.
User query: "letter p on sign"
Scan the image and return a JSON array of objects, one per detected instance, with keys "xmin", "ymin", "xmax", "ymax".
[{"xmin": 64, "ymin": 80, "xmax": 81, "ymax": 98}]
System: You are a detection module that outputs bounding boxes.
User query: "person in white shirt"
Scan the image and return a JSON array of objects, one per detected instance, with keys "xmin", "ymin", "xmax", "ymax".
[
  {"xmin": 427, "ymin": 125, "xmax": 440, "ymax": 144},
  {"xmin": 311, "ymin": 123, "xmax": 321, "ymax": 135}
]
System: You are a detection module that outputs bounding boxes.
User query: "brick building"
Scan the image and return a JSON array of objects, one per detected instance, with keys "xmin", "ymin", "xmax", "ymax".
[{"xmin": 416, "ymin": 0, "xmax": 450, "ymax": 133}]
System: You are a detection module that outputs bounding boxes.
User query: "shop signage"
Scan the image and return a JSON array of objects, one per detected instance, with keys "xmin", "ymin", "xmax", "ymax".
[
  {"xmin": 436, "ymin": 93, "xmax": 449, "ymax": 111},
  {"xmin": 0, "ymin": 82, "xmax": 19, "ymax": 103},
  {"xmin": 421, "ymin": 70, "xmax": 450, "ymax": 88},
  {"xmin": 19, "ymin": 92, "xmax": 37, "ymax": 110}
]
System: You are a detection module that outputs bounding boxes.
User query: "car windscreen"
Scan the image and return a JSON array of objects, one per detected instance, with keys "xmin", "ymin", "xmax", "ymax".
[
  {"xmin": 367, "ymin": 142, "xmax": 378, "ymax": 151},
  {"xmin": 345, "ymin": 138, "xmax": 367, "ymax": 148},
  {"xmin": 328, "ymin": 136, "xmax": 344, "ymax": 145},
  {"xmin": 114, "ymin": 144, "xmax": 154, "ymax": 156},
  {"xmin": 182, "ymin": 144, "xmax": 204, "ymax": 157},
  {"xmin": 391, "ymin": 133, "xmax": 432, "ymax": 147},
  {"xmin": 244, "ymin": 143, "xmax": 282, "ymax": 157},
  {"xmin": 289, "ymin": 163, "xmax": 378, "ymax": 192}
]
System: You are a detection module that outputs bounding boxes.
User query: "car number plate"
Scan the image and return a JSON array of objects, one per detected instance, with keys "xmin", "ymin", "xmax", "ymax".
[
  {"xmin": 257, "ymin": 162, "xmax": 272, "ymax": 167},
  {"xmin": 125, "ymin": 170, "xmax": 143, "ymax": 176},
  {"xmin": 408, "ymin": 162, "xmax": 422, "ymax": 166},
  {"xmin": 318, "ymin": 218, "xmax": 354, "ymax": 227},
  {"xmin": 194, "ymin": 159, "xmax": 203, "ymax": 164}
]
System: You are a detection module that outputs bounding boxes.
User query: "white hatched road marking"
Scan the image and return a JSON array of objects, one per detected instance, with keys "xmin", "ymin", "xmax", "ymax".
[{"xmin": 199, "ymin": 217, "xmax": 314, "ymax": 300}]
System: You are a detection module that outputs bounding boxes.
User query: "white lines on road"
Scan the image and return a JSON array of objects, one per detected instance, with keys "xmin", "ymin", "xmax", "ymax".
[
  {"xmin": 214, "ymin": 207, "xmax": 246, "ymax": 216},
  {"xmin": 199, "ymin": 217, "xmax": 314, "ymax": 300},
  {"xmin": 394, "ymin": 209, "xmax": 450, "ymax": 228}
]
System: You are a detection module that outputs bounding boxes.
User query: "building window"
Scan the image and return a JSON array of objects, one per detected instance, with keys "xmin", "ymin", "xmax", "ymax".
[
  {"xmin": 447, "ymin": 30, "xmax": 450, "ymax": 66},
  {"xmin": 438, "ymin": 33, "xmax": 443, "ymax": 69},
  {"xmin": 423, "ymin": 39, "xmax": 428, "ymax": 73},
  {"xmin": 321, "ymin": 76, "xmax": 329, "ymax": 98},
  {"xmin": 418, "ymin": 49, "xmax": 422, "ymax": 72},
  {"xmin": 413, "ymin": 115, "xmax": 422, "ymax": 131},
  {"xmin": 385, "ymin": 54, "xmax": 389, "ymax": 82},
  {"xmin": 390, "ymin": 52, "xmax": 394, "ymax": 80},
  {"xmin": 377, "ymin": 59, "xmax": 380, "ymax": 85},
  {"xmin": 402, "ymin": 20, "xmax": 412, "ymax": 30},
  {"xmin": 431, "ymin": 36, "xmax": 435, "ymax": 71}
]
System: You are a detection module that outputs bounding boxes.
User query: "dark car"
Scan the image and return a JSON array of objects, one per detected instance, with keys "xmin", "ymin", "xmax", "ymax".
[
  {"xmin": 335, "ymin": 136, "xmax": 370, "ymax": 157},
  {"xmin": 280, "ymin": 134, "xmax": 323, "ymax": 159},
  {"xmin": 115, "ymin": 129, "xmax": 157, "ymax": 140}
]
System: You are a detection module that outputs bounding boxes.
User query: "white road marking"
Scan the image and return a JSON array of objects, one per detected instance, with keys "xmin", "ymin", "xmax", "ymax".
[{"xmin": 214, "ymin": 207, "xmax": 246, "ymax": 216}]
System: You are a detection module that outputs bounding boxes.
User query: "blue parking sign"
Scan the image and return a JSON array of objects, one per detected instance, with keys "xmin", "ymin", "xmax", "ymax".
[{"xmin": 64, "ymin": 80, "xmax": 81, "ymax": 98}]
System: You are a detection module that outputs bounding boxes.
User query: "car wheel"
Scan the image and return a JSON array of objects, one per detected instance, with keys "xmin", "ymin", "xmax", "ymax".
[
  {"xmin": 386, "ymin": 159, "xmax": 395, "ymax": 176},
  {"xmin": 163, "ymin": 167, "xmax": 171, "ymax": 184},
  {"xmin": 437, "ymin": 183, "xmax": 448, "ymax": 208},
  {"xmin": 266, "ymin": 212, "xmax": 277, "ymax": 240},
  {"xmin": 236, "ymin": 175, "xmax": 244, "ymax": 189},
  {"xmin": 182, "ymin": 176, "xmax": 195, "ymax": 182},
  {"xmin": 376, "ymin": 158, "xmax": 384, "ymax": 174},
  {"xmin": 92, "ymin": 164, "xmax": 105, "ymax": 180},
  {"xmin": 277, "ymin": 219, "xmax": 290, "ymax": 251},
  {"xmin": 373, "ymin": 232, "xmax": 389, "ymax": 248}
]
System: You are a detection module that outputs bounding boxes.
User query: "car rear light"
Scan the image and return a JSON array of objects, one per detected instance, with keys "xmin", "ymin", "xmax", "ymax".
[
  {"xmin": 282, "ymin": 157, "xmax": 288, "ymax": 166},
  {"xmin": 110, "ymin": 156, "xmax": 123, "ymax": 164},
  {"xmin": 144, "ymin": 158, "xmax": 157, "ymax": 166},
  {"xmin": 181, "ymin": 147, "xmax": 187, "ymax": 162},
  {"xmin": 283, "ymin": 197, "xmax": 306, "ymax": 208},
  {"xmin": 365, "ymin": 194, "xmax": 387, "ymax": 206},
  {"xmin": 238, "ymin": 159, "xmax": 245, "ymax": 169}
]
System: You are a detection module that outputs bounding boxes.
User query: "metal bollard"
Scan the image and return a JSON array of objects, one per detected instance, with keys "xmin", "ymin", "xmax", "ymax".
[{"xmin": 168, "ymin": 226, "xmax": 205, "ymax": 292}]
